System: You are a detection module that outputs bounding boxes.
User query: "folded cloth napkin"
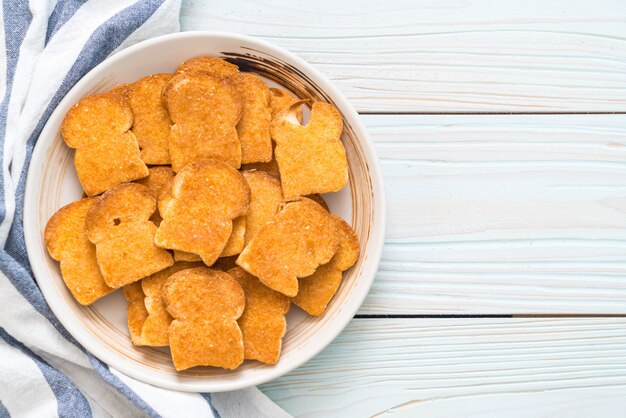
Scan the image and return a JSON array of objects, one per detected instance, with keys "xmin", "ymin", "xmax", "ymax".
[{"xmin": 0, "ymin": 2, "xmax": 291, "ymax": 417}]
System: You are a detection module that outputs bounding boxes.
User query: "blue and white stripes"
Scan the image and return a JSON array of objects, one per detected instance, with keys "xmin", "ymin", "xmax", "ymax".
[{"xmin": 0, "ymin": 2, "xmax": 289, "ymax": 417}]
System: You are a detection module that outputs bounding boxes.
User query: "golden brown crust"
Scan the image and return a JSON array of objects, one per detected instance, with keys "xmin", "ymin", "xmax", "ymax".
[
  {"xmin": 127, "ymin": 73, "xmax": 173, "ymax": 164},
  {"xmin": 228, "ymin": 267, "xmax": 289, "ymax": 364},
  {"xmin": 242, "ymin": 170, "xmax": 283, "ymax": 246},
  {"xmin": 139, "ymin": 261, "xmax": 203, "ymax": 346},
  {"xmin": 154, "ymin": 160, "xmax": 250, "ymax": 266},
  {"xmin": 293, "ymin": 215, "xmax": 360, "ymax": 315},
  {"xmin": 269, "ymin": 88, "xmax": 302, "ymax": 122},
  {"xmin": 221, "ymin": 215, "xmax": 246, "ymax": 257},
  {"xmin": 164, "ymin": 72, "xmax": 243, "ymax": 171},
  {"xmin": 176, "ymin": 56, "xmax": 239, "ymax": 79},
  {"xmin": 62, "ymin": 92, "xmax": 148, "ymax": 195},
  {"xmin": 231, "ymin": 73, "xmax": 272, "ymax": 163},
  {"xmin": 271, "ymin": 101, "xmax": 348, "ymax": 198},
  {"xmin": 44, "ymin": 198, "xmax": 114, "ymax": 305},
  {"xmin": 173, "ymin": 250, "xmax": 201, "ymax": 262},
  {"xmin": 236, "ymin": 198, "xmax": 339, "ymax": 297},
  {"xmin": 162, "ymin": 267, "xmax": 245, "ymax": 370},
  {"xmin": 123, "ymin": 282, "xmax": 149, "ymax": 345},
  {"xmin": 85, "ymin": 183, "xmax": 174, "ymax": 288}
]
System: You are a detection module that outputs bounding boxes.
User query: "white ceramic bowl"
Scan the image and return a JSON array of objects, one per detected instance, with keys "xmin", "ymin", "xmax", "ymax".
[{"xmin": 24, "ymin": 31, "xmax": 385, "ymax": 392}]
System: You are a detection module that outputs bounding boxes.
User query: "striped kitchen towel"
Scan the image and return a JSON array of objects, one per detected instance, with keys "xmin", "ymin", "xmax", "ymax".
[{"xmin": 0, "ymin": 1, "xmax": 291, "ymax": 417}]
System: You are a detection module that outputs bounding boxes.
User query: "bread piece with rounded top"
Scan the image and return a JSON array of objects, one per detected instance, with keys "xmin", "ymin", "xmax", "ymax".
[
  {"xmin": 293, "ymin": 215, "xmax": 360, "ymax": 316},
  {"xmin": 164, "ymin": 72, "xmax": 243, "ymax": 171},
  {"xmin": 86, "ymin": 183, "xmax": 174, "ymax": 288},
  {"xmin": 139, "ymin": 261, "xmax": 203, "ymax": 346},
  {"xmin": 127, "ymin": 73, "xmax": 173, "ymax": 164},
  {"xmin": 242, "ymin": 170, "xmax": 283, "ymax": 245},
  {"xmin": 154, "ymin": 160, "xmax": 250, "ymax": 266},
  {"xmin": 271, "ymin": 101, "xmax": 348, "ymax": 198},
  {"xmin": 228, "ymin": 267, "xmax": 290, "ymax": 364},
  {"xmin": 62, "ymin": 92, "xmax": 148, "ymax": 196},
  {"xmin": 162, "ymin": 267, "xmax": 245, "ymax": 370},
  {"xmin": 236, "ymin": 198, "xmax": 339, "ymax": 297},
  {"xmin": 231, "ymin": 73, "xmax": 272, "ymax": 163},
  {"xmin": 176, "ymin": 56, "xmax": 239, "ymax": 79},
  {"xmin": 45, "ymin": 198, "xmax": 114, "ymax": 305}
]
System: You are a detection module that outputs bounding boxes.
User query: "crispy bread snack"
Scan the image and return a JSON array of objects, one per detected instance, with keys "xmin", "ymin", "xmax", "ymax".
[
  {"xmin": 140, "ymin": 261, "xmax": 202, "ymax": 346},
  {"xmin": 221, "ymin": 215, "xmax": 247, "ymax": 257},
  {"xmin": 62, "ymin": 93, "xmax": 148, "ymax": 196},
  {"xmin": 154, "ymin": 160, "xmax": 250, "ymax": 266},
  {"xmin": 228, "ymin": 267, "xmax": 289, "ymax": 364},
  {"xmin": 45, "ymin": 198, "xmax": 114, "ymax": 305},
  {"xmin": 137, "ymin": 166, "xmax": 175, "ymax": 225},
  {"xmin": 237, "ymin": 198, "xmax": 339, "ymax": 297},
  {"xmin": 163, "ymin": 267, "xmax": 245, "ymax": 370},
  {"xmin": 164, "ymin": 72, "xmax": 243, "ymax": 171},
  {"xmin": 173, "ymin": 215, "xmax": 246, "ymax": 260},
  {"xmin": 242, "ymin": 170, "xmax": 283, "ymax": 245},
  {"xmin": 293, "ymin": 215, "xmax": 360, "ymax": 315},
  {"xmin": 241, "ymin": 145, "xmax": 281, "ymax": 179},
  {"xmin": 123, "ymin": 282, "xmax": 149, "ymax": 345},
  {"xmin": 176, "ymin": 56, "xmax": 239, "ymax": 79},
  {"xmin": 127, "ymin": 74, "xmax": 173, "ymax": 164},
  {"xmin": 137, "ymin": 166, "xmax": 175, "ymax": 198},
  {"xmin": 173, "ymin": 250, "xmax": 201, "ymax": 262},
  {"xmin": 86, "ymin": 183, "xmax": 174, "ymax": 288},
  {"xmin": 271, "ymin": 101, "xmax": 348, "ymax": 198},
  {"xmin": 231, "ymin": 73, "xmax": 272, "ymax": 163},
  {"xmin": 269, "ymin": 88, "xmax": 302, "ymax": 122},
  {"xmin": 109, "ymin": 84, "xmax": 130, "ymax": 96}
]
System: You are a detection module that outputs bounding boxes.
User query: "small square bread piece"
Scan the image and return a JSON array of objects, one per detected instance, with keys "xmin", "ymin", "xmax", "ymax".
[
  {"xmin": 237, "ymin": 198, "xmax": 339, "ymax": 297},
  {"xmin": 293, "ymin": 215, "xmax": 360, "ymax": 316},
  {"xmin": 127, "ymin": 74, "xmax": 173, "ymax": 165},
  {"xmin": 139, "ymin": 261, "xmax": 203, "ymax": 346},
  {"xmin": 231, "ymin": 73, "xmax": 272, "ymax": 163},
  {"xmin": 162, "ymin": 267, "xmax": 245, "ymax": 370},
  {"xmin": 86, "ymin": 183, "xmax": 174, "ymax": 288},
  {"xmin": 164, "ymin": 72, "xmax": 243, "ymax": 172},
  {"xmin": 271, "ymin": 101, "xmax": 349, "ymax": 198},
  {"xmin": 154, "ymin": 160, "xmax": 250, "ymax": 266},
  {"xmin": 62, "ymin": 92, "xmax": 148, "ymax": 196},
  {"xmin": 228, "ymin": 267, "xmax": 290, "ymax": 364},
  {"xmin": 44, "ymin": 198, "xmax": 114, "ymax": 305}
]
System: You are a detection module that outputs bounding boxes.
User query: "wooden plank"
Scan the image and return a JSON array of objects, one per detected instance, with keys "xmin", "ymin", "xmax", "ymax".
[
  {"xmin": 260, "ymin": 318, "xmax": 626, "ymax": 417},
  {"xmin": 180, "ymin": 0, "xmax": 626, "ymax": 113},
  {"xmin": 359, "ymin": 114, "xmax": 626, "ymax": 314}
]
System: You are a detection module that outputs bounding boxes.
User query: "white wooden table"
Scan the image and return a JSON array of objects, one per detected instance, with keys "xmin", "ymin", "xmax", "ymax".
[{"xmin": 181, "ymin": 1, "xmax": 626, "ymax": 416}]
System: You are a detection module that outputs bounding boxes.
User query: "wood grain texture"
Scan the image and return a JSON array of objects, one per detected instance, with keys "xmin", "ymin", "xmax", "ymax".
[
  {"xmin": 179, "ymin": 0, "xmax": 626, "ymax": 112},
  {"xmin": 359, "ymin": 114, "xmax": 626, "ymax": 314},
  {"xmin": 260, "ymin": 318, "xmax": 626, "ymax": 417}
]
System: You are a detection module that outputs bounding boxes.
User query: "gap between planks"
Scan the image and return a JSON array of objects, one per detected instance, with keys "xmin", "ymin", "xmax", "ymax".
[
  {"xmin": 354, "ymin": 314, "xmax": 626, "ymax": 318},
  {"xmin": 358, "ymin": 111, "xmax": 626, "ymax": 115}
]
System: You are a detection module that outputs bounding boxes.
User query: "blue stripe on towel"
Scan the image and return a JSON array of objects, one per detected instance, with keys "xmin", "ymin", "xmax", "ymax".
[
  {"xmin": 202, "ymin": 393, "xmax": 223, "ymax": 418},
  {"xmin": 0, "ymin": 399, "xmax": 9, "ymax": 418},
  {"xmin": 89, "ymin": 356, "xmax": 159, "ymax": 418},
  {"xmin": 0, "ymin": 1, "xmax": 32, "ymax": 229},
  {"xmin": 6, "ymin": 0, "xmax": 167, "ymax": 270},
  {"xmin": 45, "ymin": 0, "xmax": 89, "ymax": 45},
  {"xmin": 0, "ymin": 327, "xmax": 91, "ymax": 418}
]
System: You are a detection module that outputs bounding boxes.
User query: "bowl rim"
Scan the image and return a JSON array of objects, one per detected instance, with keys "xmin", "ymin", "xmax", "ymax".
[{"xmin": 24, "ymin": 30, "xmax": 386, "ymax": 392}]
